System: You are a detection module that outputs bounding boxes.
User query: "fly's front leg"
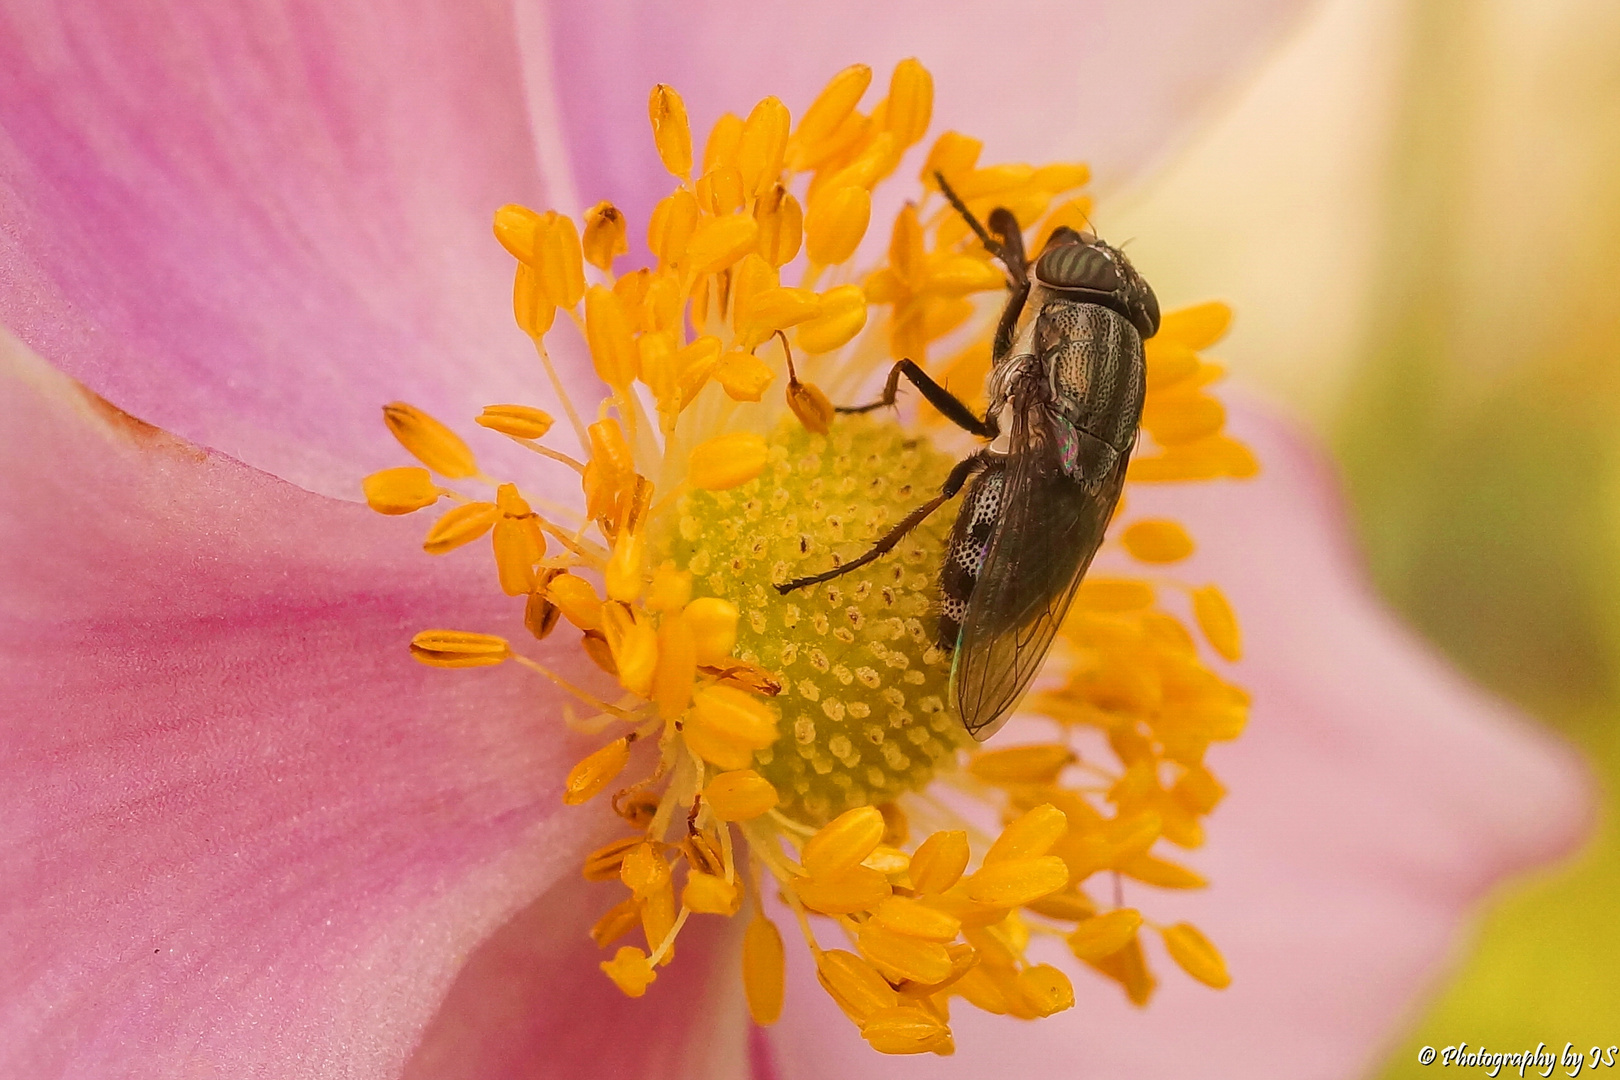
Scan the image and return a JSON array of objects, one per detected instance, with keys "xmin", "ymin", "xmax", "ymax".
[
  {"xmin": 836, "ymin": 358, "xmax": 997, "ymax": 439},
  {"xmin": 776, "ymin": 450, "xmax": 991, "ymax": 595}
]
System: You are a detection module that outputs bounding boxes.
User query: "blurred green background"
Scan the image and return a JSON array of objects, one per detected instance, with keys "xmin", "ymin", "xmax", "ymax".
[{"xmin": 1111, "ymin": 0, "xmax": 1620, "ymax": 1068}]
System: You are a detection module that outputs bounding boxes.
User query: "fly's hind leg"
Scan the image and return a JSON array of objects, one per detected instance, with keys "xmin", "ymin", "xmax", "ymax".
[
  {"xmin": 836, "ymin": 358, "xmax": 996, "ymax": 438},
  {"xmin": 775, "ymin": 450, "xmax": 991, "ymax": 595}
]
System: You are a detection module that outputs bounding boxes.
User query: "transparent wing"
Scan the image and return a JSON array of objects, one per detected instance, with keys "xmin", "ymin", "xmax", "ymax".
[{"xmin": 950, "ymin": 392, "xmax": 1128, "ymax": 740}]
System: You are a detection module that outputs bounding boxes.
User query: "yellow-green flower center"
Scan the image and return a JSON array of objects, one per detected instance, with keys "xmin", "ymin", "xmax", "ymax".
[{"xmin": 665, "ymin": 416, "xmax": 970, "ymax": 822}]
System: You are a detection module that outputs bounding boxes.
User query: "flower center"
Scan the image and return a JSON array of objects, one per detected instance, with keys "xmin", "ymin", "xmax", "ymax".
[{"xmin": 668, "ymin": 416, "xmax": 969, "ymax": 822}]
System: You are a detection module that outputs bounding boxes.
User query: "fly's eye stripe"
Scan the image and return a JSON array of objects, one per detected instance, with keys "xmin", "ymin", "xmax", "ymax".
[{"xmin": 1035, "ymin": 245, "xmax": 1121, "ymax": 293}]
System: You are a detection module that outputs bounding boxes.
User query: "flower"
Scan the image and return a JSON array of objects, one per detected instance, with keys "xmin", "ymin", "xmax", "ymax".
[{"xmin": 0, "ymin": 3, "xmax": 1591, "ymax": 1079}]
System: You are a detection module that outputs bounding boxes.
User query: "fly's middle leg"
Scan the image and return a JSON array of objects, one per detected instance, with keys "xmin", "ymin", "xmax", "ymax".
[
  {"xmin": 836, "ymin": 358, "xmax": 997, "ymax": 438},
  {"xmin": 775, "ymin": 450, "xmax": 991, "ymax": 595}
]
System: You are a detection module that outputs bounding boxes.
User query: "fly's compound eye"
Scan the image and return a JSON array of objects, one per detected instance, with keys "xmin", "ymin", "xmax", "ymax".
[
  {"xmin": 1034, "ymin": 243, "xmax": 1121, "ymax": 294},
  {"xmin": 1135, "ymin": 282, "xmax": 1161, "ymax": 340}
]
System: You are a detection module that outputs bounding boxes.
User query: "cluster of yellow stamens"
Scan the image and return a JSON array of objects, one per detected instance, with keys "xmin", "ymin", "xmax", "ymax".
[{"xmin": 365, "ymin": 60, "xmax": 1255, "ymax": 1054}]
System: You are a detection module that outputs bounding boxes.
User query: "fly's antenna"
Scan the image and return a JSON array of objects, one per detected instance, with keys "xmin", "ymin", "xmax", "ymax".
[{"xmin": 934, "ymin": 171, "xmax": 1028, "ymax": 288}]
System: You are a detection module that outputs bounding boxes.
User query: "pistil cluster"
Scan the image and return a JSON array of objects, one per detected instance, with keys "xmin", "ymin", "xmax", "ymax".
[{"xmin": 365, "ymin": 60, "xmax": 1255, "ymax": 1055}]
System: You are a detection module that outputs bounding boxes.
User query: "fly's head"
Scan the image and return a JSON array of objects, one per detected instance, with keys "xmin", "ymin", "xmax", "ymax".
[{"xmin": 1033, "ymin": 227, "xmax": 1160, "ymax": 341}]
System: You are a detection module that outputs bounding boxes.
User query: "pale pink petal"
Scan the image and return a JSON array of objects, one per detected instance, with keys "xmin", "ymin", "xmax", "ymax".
[
  {"xmin": 0, "ymin": 334, "xmax": 727, "ymax": 1079},
  {"xmin": 543, "ymin": 0, "xmax": 1315, "ymax": 237},
  {"xmin": 761, "ymin": 399, "xmax": 1591, "ymax": 1079},
  {"xmin": 0, "ymin": 2, "xmax": 562, "ymax": 498}
]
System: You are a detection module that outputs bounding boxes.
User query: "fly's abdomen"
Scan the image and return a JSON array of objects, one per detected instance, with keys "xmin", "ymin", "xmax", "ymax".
[{"xmin": 938, "ymin": 465, "xmax": 1005, "ymax": 648}]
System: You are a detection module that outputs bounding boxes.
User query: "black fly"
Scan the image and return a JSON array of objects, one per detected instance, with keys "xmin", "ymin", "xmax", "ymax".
[{"xmin": 776, "ymin": 173, "xmax": 1157, "ymax": 741}]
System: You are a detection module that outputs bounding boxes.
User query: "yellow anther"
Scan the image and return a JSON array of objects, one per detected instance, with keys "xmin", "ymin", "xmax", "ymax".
[
  {"xmin": 824, "ymin": 132, "xmax": 898, "ymax": 193},
  {"xmin": 545, "ymin": 573, "xmax": 604, "ymax": 631},
  {"xmin": 533, "ymin": 211, "xmax": 586, "ymax": 309},
  {"xmin": 1030, "ymin": 162, "xmax": 1090, "ymax": 194},
  {"xmin": 791, "ymin": 63, "xmax": 872, "ymax": 161},
  {"xmin": 871, "ymin": 896, "xmax": 961, "ymax": 942},
  {"xmin": 619, "ymin": 840, "xmax": 671, "ymax": 899},
  {"xmin": 512, "ymin": 263, "xmax": 555, "ymax": 339},
  {"xmin": 736, "ymin": 286, "xmax": 821, "ymax": 348},
  {"xmin": 1016, "ymin": 965, "xmax": 1075, "ymax": 1017},
  {"xmin": 967, "ymin": 744, "xmax": 1075, "ymax": 785},
  {"xmin": 1121, "ymin": 519, "xmax": 1195, "ymax": 563},
  {"xmin": 687, "ymin": 431, "xmax": 769, "ymax": 490},
  {"xmin": 703, "ymin": 111, "xmax": 744, "ymax": 174},
  {"xmin": 908, "ymin": 830, "xmax": 970, "ymax": 894},
  {"xmin": 601, "ymin": 945, "xmax": 658, "ymax": 997},
  {"xmin": 422, "ymin": 500, "xmax": 500, "ymax": 554},
  {"xmin": 563, "ymin": 736, "xmax": 632, "ymax": 806},
  {"xmin": 1161, "ymin": 922, "xmax": 1230, "ymax": 989},
  {"xmin": 362, "ymin": 467, "xmax": 439, "ymax": 515},
  {"xmin": 642, "ymin": 878, "xmax": 677, "ymax": 965},
  {"xmin": 584, "ymin": 285, "xmax": 639, "ymax": 389},
  {"xmin": 880, "ymin": 58, "xmax": 933, "ymax": 149},
  {"xmin": 1192, "ymin": 584, "xmax": 1242, "ymax": 661},
  {"xmin": 582, "ymin": 201, "xmax": 629, "ymax": 271},
  {"xmin": 492, "ymin": 203, "xmax": 542, "ymax": 264},
  {"xmin": 860, "ymin": 1005, "xmax": 951, "ymax": 1056},
  {"xmin": 739, "ymin": 95, "xmax": 790, "ymax": 195},
  {"xmin": 985, "ymin": 804, "xmax": 1069, "ymax": 864},
  {"xmin": 648, "ymin": 83, "xmax": 693, "ymax": 179},
  {"xmin": 1025, "ymin": 890, "xmax": 1097, "ymax": 922},
  {"xmin": 382, "ymin": 402, "xmax": 478, "ymax": 479},
  {"xmin": 613, "ymin": 268, "xmax": 654, "ymax": 331},
  {"xmin": 1142, "ymin": 387, "xmax": 1226, "ymax": 446},
  {"xmin": 644, "ymin": 563, "xmax": 692, "ymax": 613},
  {"xmin": 1065, "ymin": 908, "xmax": 1142, "ymax": 961},
  {"xmin": 925, "ymin": 255, "xmax": 1005, "ymax": 296},
  {"xmin": 730, "ymin": 252, "xmax": 779, "ymax": 331},
  {"xmin": 714, "ymin": 350, "xmax": 774, "ymax": 402},
  {"xmin": 793, "ymin": 865, "xmax": 891, "ymax": 914},
  {"xmin": 648, "ymin": 188, "xmax": 700, "ymax": 266},
  {"xmin": 857, "ymin": 922, "xmax": 953, "ymax": 985},
  {"xmin": 697, "ymin": 164, "xmax": 747, "ymax": 216},
  {"xmin": 683, "ymin": 870, "xmax": 740, "ymax": 915},
  {"xmin": 652, "ymin": 609, "xmax": 696, "ymax": 719},
  {"xmin": 951, "ymin": 163, "xmax": 1034, "ymax": 201},
  {"xmin": 754, "ymin": 185, "xmax": 804, "ymax": 267},
  {"xmin": 887, "ymin": 203, "xmax": 926, "ymax": 289},
  {"xmin": 804, "ymin": 185, "xmax": 870, "ymax": 266},
  {"xmin": 965, "ymin": 856, "xmax": 1069, "ymax": 907},
  {"xmin": 815, "ymin": 948, "xmax": 897, "ymax": 1024},
  {"xmin": 1172, "ymin": 765, "xmax": 1226, "ymax": 815},
  {"xmin": 1077, "ymin": 577, "xmax": 1156, "ymax": 611},
  {"xmin": 492, "ymin": 511, "xmax": 546, "ymax": 596},
  {"xmin": 582, "ymin": 835, "xmax": 643, "ymax": 881},
  {"xmin": 602, "ymin": 603, "xmax": 658, "ymax": 697},
  {"xmin": 590, "ymin": 897, "xmax": 642, "ymax": 948},
  {"xmin": 1157, "ymin": 300, "xmax": 1232, "ymax": 350},
  {"xmin": 795, "ymin": 284, "xmax": 867, "ymax": 355},
  {"xmin": 685, "ymin": 212, "xmax": 760, "ymax": 275},
  {"xmin": 587, "ymin": 417, "xmax": 635, "ymax": 479},
  {"xmin": 743, "ymin": 916, "xmax": 786, "ymax": 1025},
  {"xmin": 604, "ymin": 528, "xmax": 644, "ymax": 602},
  {"xmin": 684, "ymin": 596, "xmax": 739, "ymax": 665},
  {"xmin": 862, "ymin": 845, "xmax": 911, "ymax": 875},
  {"xmin": 408, "ymin": 630, "xmax": 510, "ymax": 668},
  {"xmin": 920, "ymin": 131, "xmax": 982, "ymax": 187},
  {"xmin": 684, "ymin": 684, "xmax": 778, "ymax": 770},
  {"xmin": 703, "ymin": 770, "xmax": 779, "ymax": 821},
  {"xmin": 1122, "ymin": 853, "xmax": 1208, "ymax": 889},
  {"xmin": 802, "ymin": 805, "xmax": 886, "ymax": 880},
  {"xmin": 476, "ymin": 404, "xmax": 555, "ymax": 440},
  {"xmin": 1145, "ymin": 338, "xmax": 1200, "ymax": 392}
]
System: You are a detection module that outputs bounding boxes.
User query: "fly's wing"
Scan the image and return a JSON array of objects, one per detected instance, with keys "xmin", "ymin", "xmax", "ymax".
[{"xmin": 950, "ymin": 390, "xmax": 1129, "ymax": 740}]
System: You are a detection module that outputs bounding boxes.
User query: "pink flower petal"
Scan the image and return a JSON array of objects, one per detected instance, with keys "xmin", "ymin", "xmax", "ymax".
[
  {"xmin": 545, "ymin": 0, "xmax": 1315, "ymax": 236},
  {"xmin": 760, "ymin": 400, "xmax": 1591, "ymax": 1079},
  {"xmin": 0, "ymin": 2, "xmax": 559, "ymax": 497},
  {"xmin": 0, "ymin": 334, "xmax": 660, "ymax": 1078}
]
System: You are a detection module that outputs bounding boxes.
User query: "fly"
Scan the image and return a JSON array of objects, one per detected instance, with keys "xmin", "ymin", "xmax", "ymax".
[{"xmin": 776, "ymin": 173, "xmax": 1158, "ymax": 741}]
